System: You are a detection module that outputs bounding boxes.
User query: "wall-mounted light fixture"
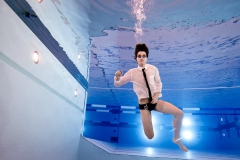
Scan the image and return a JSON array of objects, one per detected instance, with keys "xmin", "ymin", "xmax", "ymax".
[
  {"xmin": 75, "ymin": 89, "xmax": 78, "ymax": 97},
  {"xmin": 38, "ymin": 0, "xmax": 43, "ymax": 3},
  {"xmin": 33, "ymin": 51, "xmax": 39, "ymax": 64}
]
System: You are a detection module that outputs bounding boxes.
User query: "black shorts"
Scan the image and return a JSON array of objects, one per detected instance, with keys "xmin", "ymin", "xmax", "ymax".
[{"xmin": 139, "ymin": 103, "xmax": 157, "ymax": 111}]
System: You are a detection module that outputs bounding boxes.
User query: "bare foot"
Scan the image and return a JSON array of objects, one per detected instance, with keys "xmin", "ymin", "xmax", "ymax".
[{"xmin": 172, "ymin": 138, "xmax": 188, "ymax": 152}]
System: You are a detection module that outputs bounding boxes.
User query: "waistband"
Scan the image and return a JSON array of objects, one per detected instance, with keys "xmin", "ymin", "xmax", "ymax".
[{"xmin": 139, "ymin": 103, "xmax": 157, "ymax": 111}]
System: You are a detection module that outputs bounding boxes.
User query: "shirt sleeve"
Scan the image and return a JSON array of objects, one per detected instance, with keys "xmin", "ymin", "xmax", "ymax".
[
  {"xmin": 114, "ymin": 69, "xmax": 132, "ymax": 87},
  {"xmin": 154, "ymin": 67, "xmax": 163, "ymax": 97}
]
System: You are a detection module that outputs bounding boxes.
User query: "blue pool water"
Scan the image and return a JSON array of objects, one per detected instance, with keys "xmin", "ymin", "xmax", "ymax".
[{"xmin": 84, "ymin": 0, "xmax": 240, "ymax": 158}]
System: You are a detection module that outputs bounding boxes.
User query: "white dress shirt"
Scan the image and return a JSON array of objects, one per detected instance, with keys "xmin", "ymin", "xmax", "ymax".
[{"xmin": 114, "ymin": 64, "xmax": 162, "ymax": 100}]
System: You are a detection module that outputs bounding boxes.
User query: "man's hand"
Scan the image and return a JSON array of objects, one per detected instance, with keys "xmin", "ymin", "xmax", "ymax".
[
  {"xmin": 115, "ymin": 70, "xmax": 122, "ymax": 81},
  {"xmin": 151, "ymin": 93, "xmax": 160, "ymax": 104},
  {"xmin": 151, "ymin": 96, "xmax": 158, "ymax": 104}
]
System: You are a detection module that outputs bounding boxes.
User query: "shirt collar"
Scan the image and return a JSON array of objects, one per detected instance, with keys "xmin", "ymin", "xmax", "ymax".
[{"xmin": 138, "ymin": 64, "xmax": 148, "ymax": 71}]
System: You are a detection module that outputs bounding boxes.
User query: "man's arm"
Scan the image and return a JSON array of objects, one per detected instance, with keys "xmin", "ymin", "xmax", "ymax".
[
  {"xmin": 114, "ymin": 69, "xmax": 132, "ymax": 87},
  {"xmin": 154, "ymin": 67, "xmax": 163, "ymax": 98},
  {"xmin": 153, "ymin": 92, "xmax": 160, "ymax": 99}
]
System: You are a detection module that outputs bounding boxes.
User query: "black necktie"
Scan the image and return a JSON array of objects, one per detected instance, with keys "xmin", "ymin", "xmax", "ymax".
[{"xmin": 142, "ymin": 68, "xmax": 152, "ymax": 102}]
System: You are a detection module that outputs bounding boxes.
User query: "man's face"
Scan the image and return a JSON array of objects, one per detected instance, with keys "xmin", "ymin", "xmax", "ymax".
[{"xmin": 136, "ymin": 51, "xmax": 147, "ymax": 66}]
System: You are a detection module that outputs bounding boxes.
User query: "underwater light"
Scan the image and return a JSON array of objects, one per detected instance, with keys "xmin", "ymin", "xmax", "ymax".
[
  {"xmin": 38, "ymin": 0, "xmax": 43, "ymax": 3},
  {"xmin": 152, "ymin": 115, "xmax": 157, "ymax": 125},
  {"xmin": 182, "ymin": 130, "xmax": 193, "ymax": 140},
  {"xmin": 183, "ymin": 118, "xmax": 192, "ymax": 127},
  {"xmin": 78, "ymin": 53, "xmax": 81, "ymax": 61},
  {"xmin": 146, "ymin": 147, "xmax": 153, "ymax": 155},
  {"xmin": 33, "ymin": 51, "xmax": 39, "ymax": 64}
]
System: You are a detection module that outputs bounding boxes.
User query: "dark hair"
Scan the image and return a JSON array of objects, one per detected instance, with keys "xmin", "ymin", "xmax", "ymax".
[{"xmin": 134, "ymin": 43, "xmax": 149, "ymax": 59}]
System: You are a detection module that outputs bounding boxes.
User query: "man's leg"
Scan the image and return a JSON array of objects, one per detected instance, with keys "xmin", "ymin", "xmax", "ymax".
[
  {"xmin": 154, "ymin": 100, "xmax": 188, "ymax": 152},
  {"xmin": 140, "ymin": 110, "xmax": 154, "ymax": 139}
]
